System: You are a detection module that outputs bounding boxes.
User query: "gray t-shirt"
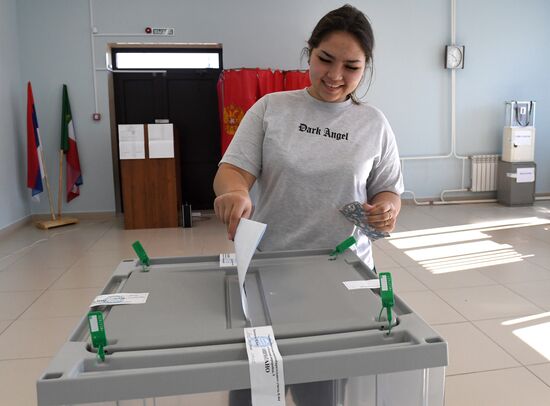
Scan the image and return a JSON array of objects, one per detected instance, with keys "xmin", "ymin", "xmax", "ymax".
[{"xmin": 221, "ymin": 89, "xmax": 404, "ymax": 268}]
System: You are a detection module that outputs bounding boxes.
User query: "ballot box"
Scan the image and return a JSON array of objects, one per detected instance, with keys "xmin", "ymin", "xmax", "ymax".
[{"xmin": 37, "ymin": 249, "xmax": 447, "ymax": 406}]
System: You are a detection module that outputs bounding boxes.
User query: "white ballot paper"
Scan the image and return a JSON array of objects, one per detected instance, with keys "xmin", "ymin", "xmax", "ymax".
[
  {"xmin": 118, "ymin": 124, "xmax": 145, "ymax": 159},
  {"xmin": 244, "ymin": 325, "xmax": 286, "ymax": 406},
  {"xmin": 234, "ymin": 218, "xmax": 267, "ymax": 320},
  {"xmin": 343, "ymin": 279, "xmax": 381, "ymax": 290},
  {"xmin": 148, "ymin": 124, "xmax": 174, "ymax": 158},
  {"xmin": 90, "ymin": 293, "xmax": 149, "ymax": 307}
]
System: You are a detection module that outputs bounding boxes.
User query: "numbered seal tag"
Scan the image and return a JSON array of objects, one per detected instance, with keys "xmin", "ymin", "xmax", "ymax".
[{"xmin": 87, "ymin": 311, "xmax": 107, "ymax": 362}]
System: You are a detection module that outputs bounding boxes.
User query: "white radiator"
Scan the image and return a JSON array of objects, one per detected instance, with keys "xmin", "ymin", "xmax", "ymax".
[{"xmin": 471, "ymin": 155, "xmax": 499, "ymax": 192}]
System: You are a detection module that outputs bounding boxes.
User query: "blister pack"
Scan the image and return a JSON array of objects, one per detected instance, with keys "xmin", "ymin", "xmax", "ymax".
[{"xmin": 339, "ymin": 201, "xmax": 390, "ymax": 241}]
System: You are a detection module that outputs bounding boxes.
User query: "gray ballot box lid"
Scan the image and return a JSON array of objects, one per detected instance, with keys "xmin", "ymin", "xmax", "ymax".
[{"xmin": 37, "ymin": 249, "xmax": 447, "ymax": 406}]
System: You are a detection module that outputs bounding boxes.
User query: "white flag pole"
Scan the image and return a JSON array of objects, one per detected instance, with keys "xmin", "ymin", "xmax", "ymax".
[
  {"xmin": 37, "ymin": 131, "xmax": 56, "ymax": 221},
  {"xmin": 34, "ymin": 130, "xmax": 78, "ymax": 230}
]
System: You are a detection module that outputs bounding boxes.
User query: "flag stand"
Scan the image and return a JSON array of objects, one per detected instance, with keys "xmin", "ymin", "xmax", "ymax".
[{"xmin": 34, "ymin": 150, "xmax": 78, "ymax": 230}]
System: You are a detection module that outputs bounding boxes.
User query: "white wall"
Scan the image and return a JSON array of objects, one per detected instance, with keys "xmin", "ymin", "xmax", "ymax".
[
  {"xmin": 0, "ymin": 0, "xmax": 30, "ymax": 229},
  {"xmin": 398, "ymin": 0, "xmax": 550, "ymax": 197},
  {"xmin": 17, "ymin": 0, "xmax": 112, "ymax": 220},
  {"xmin": 5, "ymin": 0, "xmax": 549, "ymax": 227}
]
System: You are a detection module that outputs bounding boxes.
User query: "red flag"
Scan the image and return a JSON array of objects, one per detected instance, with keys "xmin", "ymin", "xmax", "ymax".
[
  {"xmin": 60, "ymin": 84, "xmax": 83, "ymax": 202},
  {"xmin": 26, "ymin": 82, "xmax": 44, "ymax": 200}
]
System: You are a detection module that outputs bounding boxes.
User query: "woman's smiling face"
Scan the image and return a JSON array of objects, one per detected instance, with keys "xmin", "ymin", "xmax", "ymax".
[{"xmin": 307, "ymin": 31, "xmax": 366, "ymax": 103}]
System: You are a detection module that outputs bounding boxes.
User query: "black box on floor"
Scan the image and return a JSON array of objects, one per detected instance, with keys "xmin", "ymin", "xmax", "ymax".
[
  {"xmin": 497, "ymin": 160, "xmax": 535, "ymax": 206},
  {"xmin": 183, "ymin": 203, "xmax": 193, "ymax": 227}
]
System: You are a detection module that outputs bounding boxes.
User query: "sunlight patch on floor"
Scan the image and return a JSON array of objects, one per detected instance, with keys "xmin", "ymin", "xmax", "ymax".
[
  {"xmin": 497, "ymin": 313, "xmax": 550, "ymax": 362},
  {"xmin": 389, "ymin": 217, "xmax": 550, "ymax": 240},
  {"xmin": 502, "ymin": 312, "xmax": 550, "ymax": 326},
  {"xmin": 389, "ymin": 217, "xmax": 547, "ymax": 274},
  {"xmin": 513, "ymin": 322, "xmax": 550, "ymax": 361},
  {"xmin": 390, "ymin": 230, "xmax": 491, "ymax": 250}
]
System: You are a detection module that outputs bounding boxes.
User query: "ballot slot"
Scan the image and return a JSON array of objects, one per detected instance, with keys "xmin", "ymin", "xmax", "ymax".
[{"xmin": 225, "ymin": 268, "xmax": 271, "ymax": 328}]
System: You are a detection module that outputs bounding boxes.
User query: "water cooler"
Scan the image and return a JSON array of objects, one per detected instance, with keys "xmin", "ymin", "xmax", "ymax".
[{"xmin": 498, "ymin": 101, "xmax": 536, "ymax": 206}]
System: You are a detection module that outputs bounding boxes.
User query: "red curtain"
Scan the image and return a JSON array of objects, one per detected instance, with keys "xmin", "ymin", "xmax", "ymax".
[
  {"xmin": 217, "ymin": 69, "xmax": 310, "ymax": 155},
  {"xmin": 218, "ymin": 69, "xmax": 259, "ymax": 155},
  {"xmin": 258, "ymin": 69, "xmax": 284, "ymax": 98},
  {"xmin": 284, "ymin": 70, "xmax": 311, "ymax": 91}
]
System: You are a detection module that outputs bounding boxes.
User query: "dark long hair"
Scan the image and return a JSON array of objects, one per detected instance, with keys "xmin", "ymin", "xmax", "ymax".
[{"xmin": 305, "ymin": 4, "xmax": 375, "ymax": 103}]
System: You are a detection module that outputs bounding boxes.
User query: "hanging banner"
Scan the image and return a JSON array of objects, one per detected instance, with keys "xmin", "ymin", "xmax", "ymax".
[
  {"xmin": 217, "ymin": 69, "xmax": 311, "ymax": 156},
  {"xmin": 218, "ymin": 69, "xmax": 258, "ymax": 155}
]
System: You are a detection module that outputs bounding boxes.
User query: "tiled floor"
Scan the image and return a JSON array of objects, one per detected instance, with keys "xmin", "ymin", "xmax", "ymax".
[{"xmin": 1, "ymin": 202, "xmax": 550, "ymax": 405}]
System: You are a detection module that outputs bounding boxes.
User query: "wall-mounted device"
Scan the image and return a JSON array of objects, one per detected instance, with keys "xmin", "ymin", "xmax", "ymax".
[
  {"xmin": 144, "ymin": 27, "xmax": 175, "ymax": 36},
  {"xmin": 445, "ymin": 45, "xmax": 465, "ymax": 69},
  {"xmin": 502, "ymin": 101, "xmax": 536, "ymax": 162}
]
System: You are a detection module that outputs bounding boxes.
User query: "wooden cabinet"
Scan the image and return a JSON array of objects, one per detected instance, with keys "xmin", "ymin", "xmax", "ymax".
[{"xmin": 119, "ymin": 124, "xmax": 181, "ymax": 229}]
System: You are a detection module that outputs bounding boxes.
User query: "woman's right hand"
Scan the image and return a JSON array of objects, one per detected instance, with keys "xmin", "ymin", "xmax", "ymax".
[{"xmin": 213, "ymin": 190, "xmax": 253, "ymax": 240}]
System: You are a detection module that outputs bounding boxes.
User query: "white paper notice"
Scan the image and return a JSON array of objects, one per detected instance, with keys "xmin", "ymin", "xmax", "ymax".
[
  {"xmin": 343, "ymin": 279, "xmax": 381, "ymax": 290},
  {"xmin": 234, "ymin": 218, "xmax": 267, "ymax": 320},
  {"xmin": 517, "ymin": 167, "xmax": 535, "ymax": 183},
  {"xmin": 148, "ymin": 124, "xmax": 174, "ymax": 158},
  {"xmin": 220, "ymin": 253, "xmax": 237, "ymax": 267},
  {"xmin": 513, "ymin": 131, "xmax": 532, "ymax": 146},
  {"xmin": 90, "ymin": 293, "xmax": 149, "ymax": 307},
  {"xmin": 118, "ymin": 125, "xmax": 145, "ymax": 159},
  {"xmin": 244, "ymin": 326, "xmax": 286, "ymax": 406}
]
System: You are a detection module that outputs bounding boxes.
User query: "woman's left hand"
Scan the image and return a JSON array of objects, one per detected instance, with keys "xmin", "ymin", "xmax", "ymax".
[{"xmin": 363, "ymin": 201, "xmax": 397, "ymax": 233}]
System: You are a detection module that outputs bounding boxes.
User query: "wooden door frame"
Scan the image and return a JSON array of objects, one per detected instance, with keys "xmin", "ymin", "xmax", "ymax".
[{"xmin": 107, "ymin": 42, "xmax": 222, "ymax": 213}]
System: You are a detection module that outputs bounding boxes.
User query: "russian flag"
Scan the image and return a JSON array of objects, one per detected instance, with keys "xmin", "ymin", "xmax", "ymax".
[{"xmin": 27, "ymin": 82, "xmax": 44, "ymax": 200}]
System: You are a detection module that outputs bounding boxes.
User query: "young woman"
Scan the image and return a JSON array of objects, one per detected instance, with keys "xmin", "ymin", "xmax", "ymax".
[{"xmin": 214, "ymin": 4, "xmax": 403, "ymax": 270}]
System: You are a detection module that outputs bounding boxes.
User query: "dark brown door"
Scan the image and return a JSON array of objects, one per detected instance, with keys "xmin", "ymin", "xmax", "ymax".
[{"xmin": 113, "ymin": 69, "xmax": 221, "ymax": 210}]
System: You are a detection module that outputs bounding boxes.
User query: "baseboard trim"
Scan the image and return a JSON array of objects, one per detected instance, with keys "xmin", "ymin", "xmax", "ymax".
[
  {"xmin": 402, "ymin": 191, "xmax": 550, "ymax": 205},
  {"xmin": 0, "ymin": 215, "xmax": 33, "ymax": 238},
  {"xmin": 31, "ymin": 211, "xmax": 117, "ymax": 222}
]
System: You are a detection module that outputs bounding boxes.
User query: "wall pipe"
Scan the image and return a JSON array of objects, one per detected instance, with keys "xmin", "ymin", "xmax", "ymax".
[
  {"xmin": 89, "ymin": 0, "xmax": 99, "ymax": 114},
  {"xmin": 88, "ymin": 0, "xmax": 176, "ymax": 117},
  {"xmin": 400, "ymin": 0, "xmax": 483, "ymax": 206}
]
